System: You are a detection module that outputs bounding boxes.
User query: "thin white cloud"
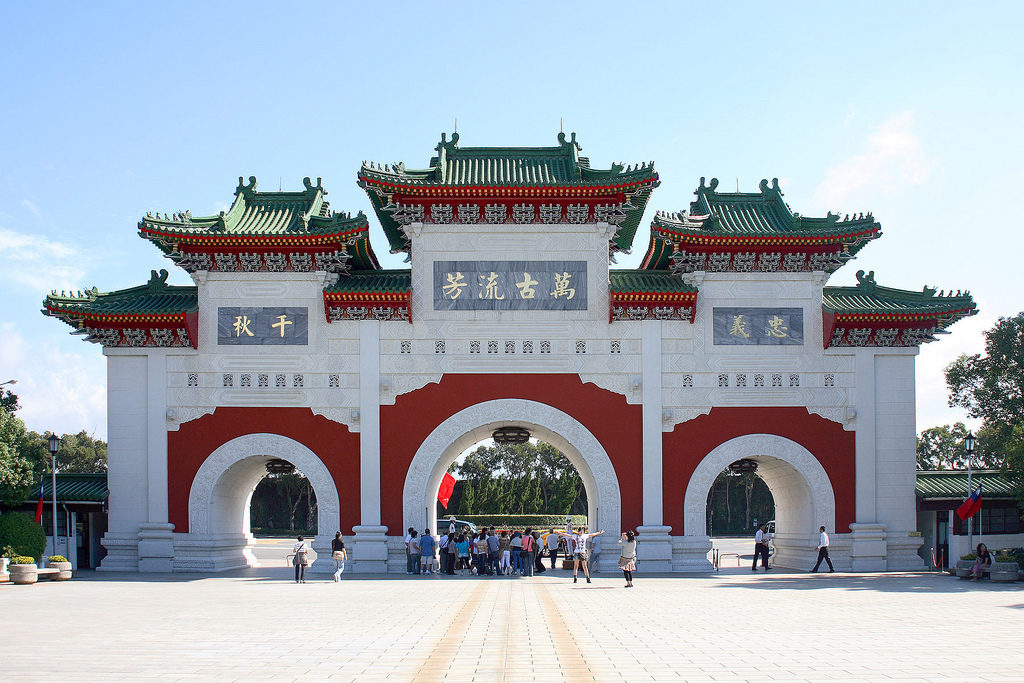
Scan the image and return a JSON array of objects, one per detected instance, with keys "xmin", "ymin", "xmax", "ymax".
[
  {"xmin": 814, "ymin": 111, "xmax": 931, "ymax": 208},
  {"xmin": 20, "ymin": 199, "xmax": 42, "ymax": 218},
  {"xmin": 0, "ymin": 325, "xmax": 107, "ymax": 439},
  {"xmin": 0, "ymin": 226, "xmax": 89, "ymax": 292}
]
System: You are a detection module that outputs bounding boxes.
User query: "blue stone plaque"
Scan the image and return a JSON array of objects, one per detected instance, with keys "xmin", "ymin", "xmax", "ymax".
[
  {"xmin": 713, "ymin": 307, "xmax": 804, "ymax": 345},
  {"xmin": 217, "ymin": 307, "xmax": 308, "ymax": 345},
  {"xmin": 433, "ymin": 261, "xmax": 587, "ymax": 311}
]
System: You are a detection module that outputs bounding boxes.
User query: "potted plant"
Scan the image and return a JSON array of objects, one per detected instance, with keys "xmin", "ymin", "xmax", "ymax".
[
  {"xmin": 990, "ymin": 553, "xmax": 1019, "ymax": 583},
  {"xmin": 955, "ymin": 552, "xmax": 976, "ymax": 579},
  {"xmin": 47, "ymin": 555, "xmax": 73, "ymax": 581},
  {"xmin": 9, "ymin": 555, "xmax": 38, "ymax": 585},
  {"xmin": 0, "ymin": 544, "xmax": 15, "ymax": 580}
]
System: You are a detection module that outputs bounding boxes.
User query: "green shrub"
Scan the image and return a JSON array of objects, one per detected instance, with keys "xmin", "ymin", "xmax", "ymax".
[
  {"xmin": 456, "ymin": 514, "xmax": 588, "ymax": 530},
  {"xmin": 11, "ymin": 555, "xmax": 35, "ymax": 565},
  {"xmin": 994, "ymin": 553, "xmax": 1013, "ymax": 563},
  {"xmin": 0, "ymin": 512, "xmax": 45, "ymax": 562},
  {"xmin": 961, "ymin": 553, "xmax": 977, "ymax": 561},
  {"xmin": 48, "ymin": 555, "xmax": 68, "ymax": 563},
  {"xmin": 1, "ymin": 544, "xmax": 16, "ymax": 559}
]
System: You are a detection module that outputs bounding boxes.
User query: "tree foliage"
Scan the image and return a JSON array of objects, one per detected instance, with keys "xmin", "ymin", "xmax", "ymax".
[
  {"xmin": 705, "ymin": 469, "xmax": 774, "ymax": 535},
  {"xmin": 945, "ymin": 312, "xmax": 1024, "ymax": 493},
  {"xmin": 916, "ymin": 422, "xmax": 997, "ymax": 470},
  {"xmin": 249, "ymin": 473, "xmax": 317, "ymax": 533},
  {"xmin": 0, "ymin": 511, "xmax": 46, "ymax": 561},
  {"xmin": 1, "ymin": 388, "xmax": 20, "ymax": 414},
  {"xmin": 449, "ymin": 441, "xmax": 586, "ymax": 516},
  {"xmin": 0, "ymin": 409, "xmax": 35, "ymax": 507}
]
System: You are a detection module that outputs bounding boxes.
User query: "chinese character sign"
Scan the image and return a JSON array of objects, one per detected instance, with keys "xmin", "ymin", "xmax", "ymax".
[
  {"xmin": 712, "ymin": 308, "xmax": 803, "ymax": 346},
  {"xmin": 433, "ymin": 261, "xmax": 587, "ymax": 310},
  {"xmin": 217, "ymin": 307, "xmax": 308, "ymax": 345}
]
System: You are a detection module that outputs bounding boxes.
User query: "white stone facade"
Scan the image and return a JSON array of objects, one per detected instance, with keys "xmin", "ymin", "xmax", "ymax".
[{"xmin": 98, "ymin": 217, "xmax": 926, "ymax": 574}]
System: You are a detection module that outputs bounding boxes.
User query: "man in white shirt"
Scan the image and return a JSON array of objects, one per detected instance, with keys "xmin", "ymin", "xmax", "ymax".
[
  {"xmin": 811, "ymin": 525, "xmax": 835, "ymax": 572},
  {"xmin": 404, "ymin": 527, "xmax": 415, "ymax": 574},
  {"xmin": 752, "ymin": 524, "xmax": 770, "ymax": 571}
]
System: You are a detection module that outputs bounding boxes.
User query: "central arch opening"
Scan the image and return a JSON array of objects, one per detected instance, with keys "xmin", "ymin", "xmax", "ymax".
[{"xmin": 402, "ymin": 399, "xmax": 622, "ymax": 572}]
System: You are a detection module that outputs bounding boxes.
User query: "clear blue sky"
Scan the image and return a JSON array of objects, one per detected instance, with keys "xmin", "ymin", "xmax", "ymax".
[{"xmin": 2, "ymin": 2, "xmax": 1022, "ymax": 438}]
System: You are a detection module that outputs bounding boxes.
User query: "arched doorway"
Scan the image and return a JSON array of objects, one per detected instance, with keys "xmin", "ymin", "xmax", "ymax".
[
  {"xmin": 184, "ymin": 433, "xmax": 340, "ymax": 573},
  {"xmin": 684, "ymin": 434, "xmax": 836, "ymax": 569},
  {"xmin": 402, "ymin": 399, "xmax": 621, "ymax": 569}
]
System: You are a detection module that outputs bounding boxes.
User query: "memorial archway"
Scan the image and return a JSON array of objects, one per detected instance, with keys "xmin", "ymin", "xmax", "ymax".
[
  {"xmin": 684, "ymin": 433, "xmax": 835, "ymax": 569},
  {"xmin": 402, "ymin": 399, "xmax": 621, "ymax": 562},
  {"xmin": 185, "ymin": 433, "xmax": 340, "ymax": 572}
]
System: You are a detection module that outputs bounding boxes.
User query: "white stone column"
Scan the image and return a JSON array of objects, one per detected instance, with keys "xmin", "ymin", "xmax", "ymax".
[
  {"xmin": 637, "ymin": 320, "xmax": 673, "ymax": 570},
  {"xmin": 98, "ymin": 352, "xmax": 148, "ymax": 571},
  {"xmin": 138, "ymin": 349, "xmax": 175, "ymax": 572},
  {"xmin": 351, "ymin": 320, "xmax": 388, "ymax": 572},
  {"xmin": 850, "ymin": 348, "xmax": 887, "ymax": 571}
]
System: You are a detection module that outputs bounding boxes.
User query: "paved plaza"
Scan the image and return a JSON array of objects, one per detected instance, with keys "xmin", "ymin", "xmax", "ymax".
[{"xmin": 3, "ymin": 549, "xmax": 1023, "ymax": 683}]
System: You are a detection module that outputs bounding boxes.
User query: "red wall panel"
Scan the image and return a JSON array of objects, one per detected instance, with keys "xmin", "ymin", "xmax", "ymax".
[
  {"xmin": 167, "ymin": 408, "xmax": 360, "ymax": 533},
  {"xmin": 379, "ymin": 374, "xmax": 644, "ymax": 533},
  {"xmin": 662, "ymin": 407, "xmax": 856, "ymax": 534}
]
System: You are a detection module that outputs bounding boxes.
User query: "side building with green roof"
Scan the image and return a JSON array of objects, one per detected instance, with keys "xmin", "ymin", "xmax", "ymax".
[{"xmin": 40, "ymin": 132, "xmax": 976, "ymax": 576}]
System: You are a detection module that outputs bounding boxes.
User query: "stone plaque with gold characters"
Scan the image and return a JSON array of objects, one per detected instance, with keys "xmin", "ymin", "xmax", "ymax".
[
  {"xmin": 433, "ymin": 261, "xmax": 587, "ymax": 311},
  {"xmin": 712, "ymin": 307, "xmax": 803, "ymax": 346},
  {"xmin": 217, "ymin": 307, "xmax": 308, "ymax": 345}
]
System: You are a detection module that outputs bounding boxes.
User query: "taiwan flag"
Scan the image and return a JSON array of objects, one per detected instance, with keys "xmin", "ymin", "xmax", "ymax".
[
  {"xmin": 957, "ymin": 483, "xmax": 983, "ymax": 521},
  {"xmin": 33, "ymin": 479, "xmax": 44, "ymax": 524},
  {"xmin": 437, "ymin": 472, "xmax": 456, "ymax": 510}
]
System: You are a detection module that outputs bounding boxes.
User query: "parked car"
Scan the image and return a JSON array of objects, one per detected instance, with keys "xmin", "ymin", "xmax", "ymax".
[{"xmin": 439, "ymin": 518, "xmax": 477, "ymax": 535}]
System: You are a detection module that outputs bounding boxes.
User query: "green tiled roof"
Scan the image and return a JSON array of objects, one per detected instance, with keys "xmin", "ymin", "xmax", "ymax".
[
  {"xmin": 916, "ymin": 470, "xmax": 1021, "ymax": 499},
  {"xmin": 360, "ymin": 132, "xmax": 656, "ymax": 187},
  {"xmin": 325, "ymin": 270, "xmax": 411, "ymax": 295},
  {"xmin": 139, "ymin": 176, "xmax": 368, "ymax": 239},
  {"xmin": 823, "ymin": 271, "xmax": 976, "ymax": 320},
  {"xmin": 659, "ymin": 177, "xmax": 880, "ymax": 239},
  {"xmin": 609, "ymin": 269, "xmax": 698, "ymax": 294},
  {"xmin": 43, "ymin": 270, "xmax": 198, "ymax": 323},
  {"xmin": 359, "ymin": 132, "xmax": 659, "ymax": 255},
  {"xmin": 38, "ymin": 473, "xmax": 108, "ymax": 503}
]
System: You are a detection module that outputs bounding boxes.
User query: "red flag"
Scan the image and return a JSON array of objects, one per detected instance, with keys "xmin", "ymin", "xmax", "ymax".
[
  {"xmin": 956, "ymin": 483, "xmax": 983, "ymax": 521},
  {"xmin": 33, "ymin": 479, "xmax": 44, "ymax": 524},
  {"xmin": 437, "ymin": 472, "xmax": 456, "ymax": 510}
]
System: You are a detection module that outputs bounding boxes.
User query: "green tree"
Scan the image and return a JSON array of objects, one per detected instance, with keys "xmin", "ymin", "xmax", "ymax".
[
  {"xmin": 452, "ymin": 441, "xmax": 585, "ymax": 516},
  {"xmin": 0, "ymin": 409, "xmax": 36, "ymax": 507},
  {"xmin": 20, "ymin": 430, "xmax": 108, "ymax": 474},
  {"xmin": 946, "ymin": 313, "xmax": 1024, "ymax": 495},
  {"xmin": 916, "ymin": 422, "xmax": 996, "ymax": 470},
  {"xmin": 1, "ymin": 387, "xmax": 20, "ymax": 414}
]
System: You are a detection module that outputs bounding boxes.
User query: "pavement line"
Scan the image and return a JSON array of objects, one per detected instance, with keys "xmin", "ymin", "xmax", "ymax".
[
  {"xmin": 414, "ymin": 580, "xmax": 490, "ymax": 682},
  {"xmin": 536, "ymin": 579, "xmax": 595, "ymax": 683}
]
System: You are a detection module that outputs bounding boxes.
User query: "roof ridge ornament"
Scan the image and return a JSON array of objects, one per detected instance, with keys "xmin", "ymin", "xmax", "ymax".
[
  {"xmin": 236, "ymin": 176, "xmax": 257, "ymax": 195},
  {"xmin": 759, "ymin": 178, "xmax": 782, "ymax": 195},
  {"xmin": 855, "ymin": 269, "xmax": 877, "ymax": 290},
  {"xmin": 147, "ymin": 269, "xmax": 170, "ymax": 290},
  {"xmin": 302, "ymin": 177, "xmax": 324, "ymax": 193},
  {"xmin": 698, "ymin": 177, "xmax": 719, "ymax": 194},
  {"xmin": 557, "ymin": 131, "xmax": 582, "ymax": 152}
]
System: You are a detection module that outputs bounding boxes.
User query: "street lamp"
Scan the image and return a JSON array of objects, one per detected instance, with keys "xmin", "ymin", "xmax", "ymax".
[
  {"xmin": 48, "ymin": 433, "xmax": 60, "ymax": 561},
  {"xmin": 965, "ymin": 432, "xmax": 976, "ymax": 550},
  {"xmin": 0, "ymin": 379, "xmax": 16, "ymax": 386}
]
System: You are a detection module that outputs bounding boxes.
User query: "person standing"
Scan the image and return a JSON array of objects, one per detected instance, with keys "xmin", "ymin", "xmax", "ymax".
[
  {"xmin": 419, "ymin": 528, "xmax": 437, "ymax": 575},
  {"xmin": 510, "ymin": 531, "xmax": 523, "ymax": 574},
  {"xmin": 404, "ymin": 527, "xmax": 416, "ymax": 574},
  {"xmin": 588, "ymin": 533, "xmax": 602, "ymax": 573},
  {"xmin": 475, "ymin": 532, "xmax": 489, "ymax": 575},
  {"xmin": 456, "ymin": 534, "xmax": 471, "ymax": 575},
  {"xmin": 408, "ymin": 530, "xmax": 421, "ymax": 575},
  {"xmin": 533, "ymin": 531, "xmax": 546, "ymax": 574},
  {"xmin": 498, "ymin": 531, "xmax": 512, "ymax": 575},
  {"xmin": 437, "ymin": 531, "xmax": 451, "ymax": 575},
  {"xmin": 446, "ymin": 532, "xmax": 458, "ymax": 575},
  {"xmin": 331, "ymin": 532, "xmax": 347, "ymax": 582},
  {"xmin": 546, "ymin": 529, "xmax": 560, "ymax": 570},
  {"xmin": 811, "ymin": 526, "xmax": 835, "ymax": 573},
  {"xmin": 752, "ymin": 524, "xmax": 770, "ymax": 571},
  {"xmin": 558, "ymin": 528, "xmax": 604, "ymax": 583},
  {"xmin": 293, "ymin": 535, "xmax": 310, "ymax": 583},
  {"xmin": 520, "ymin": 528, "xmax": 535, "ymax": 576},
  {"xmin": 618, "ymin": 530, "xmax": 638, "ymax": 588},
  {"xmin": 486, "ymin": 529, "xmax": 500, "ymax": 576}
]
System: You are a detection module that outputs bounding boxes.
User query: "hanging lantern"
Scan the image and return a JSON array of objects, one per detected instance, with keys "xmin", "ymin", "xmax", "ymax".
[
  {"xmin": 492, "ymin": 426, "xmax": 531, "ymax": 445},
  {"xmin": 266, "ymin": 459, "xmax": 296, "ymax": 475},
  {"xmin": 728, "ymin": 459, "xmax": 758, "ymax": 475}
]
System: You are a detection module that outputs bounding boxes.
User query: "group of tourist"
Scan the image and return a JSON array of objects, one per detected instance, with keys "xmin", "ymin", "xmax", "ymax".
[
  {"xmin": 291, "ymin": 525, "xmax": 641, "ymax": 587},
  {"xmin": 404, "ymin": 524, "xmax": 640, "ymax": 586}
]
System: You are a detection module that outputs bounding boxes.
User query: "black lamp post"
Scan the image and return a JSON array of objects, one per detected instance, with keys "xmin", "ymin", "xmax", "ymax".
[
  {"xmin": 47, "ymin": 434, "xmax": 60, "ymax": 561},
  {"xmin": 964, "ymin": 431, "xmax": 976, "ymax": 549}
]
